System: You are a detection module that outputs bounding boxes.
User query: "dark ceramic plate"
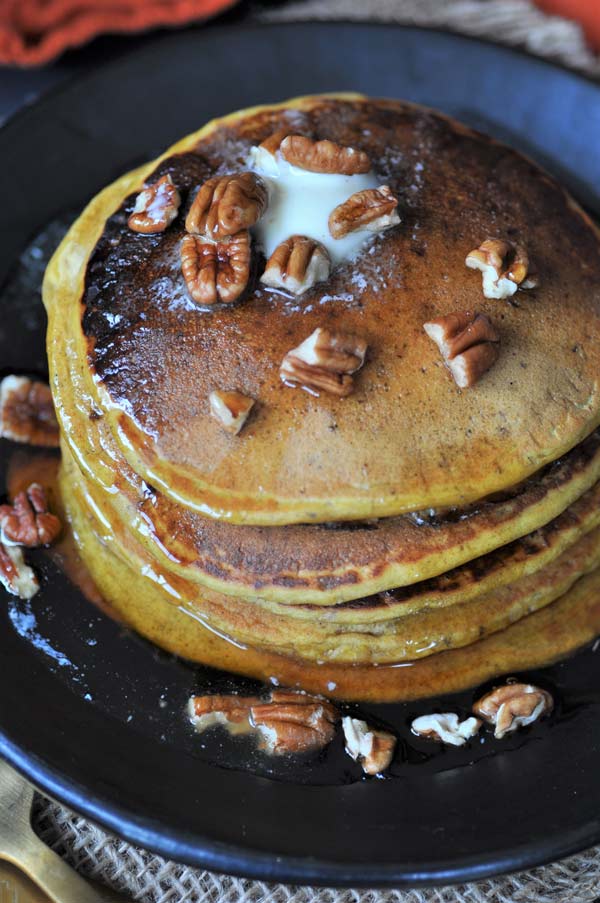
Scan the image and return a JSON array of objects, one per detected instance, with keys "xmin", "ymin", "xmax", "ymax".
[{"xmin": 1, "ymin": 23, "xmax": 600, "ymax": 888}]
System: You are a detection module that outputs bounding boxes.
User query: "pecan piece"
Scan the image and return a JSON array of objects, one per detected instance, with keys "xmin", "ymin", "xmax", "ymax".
[
  {"xmin": 342, "ymin": 716, "xmax": 396, "ymax": 775},
  {"xmin": 128, "ymin": 174, "xmax": 181, "ymax": 234},
  {"xmin": 0, "ymin": 542, "xmax": 38, "ymax": 599},
  {"xmin": 0, "ymin": 483, "xmax": 61, "ymax": 548},
  {"xmin": 280, "ymin": 327, "xmax": 367, "ymax": 397},
  {"xmin": 0, "ymin": 376, "xmax": 59, "ymax": 448},
  {"xmin": 209, "ymin": 390, "xmax": 255, "ymax": 435},
  {"xmin": 473, "ymin": 683, "xmax": 553, "ymax": 739},
  {"xmin": 181, "ymin": 232, "xmax": 250, "ymax": 306},
  {"xmin": 411, "ymin": 713, "xmax": 481, "ymax": 747},
  {"xmin": 188, "ymin": 694, "xmax": 261, "ymax": 732},
  {"xmin": 261, "ymin": 235, "xmax": 331, "ymax": 296},
  {"xmin": 186, "ymin": 172, "xmax": 268, "ymax": 240},
  {"xmin": 466, "ymin": 238, "xmax": 538, "ymax": 299},
  {"xmin": 329, "ymin": 186, "xmax": 400, "ymax": 239},
  {"xmin": 280, "ymin": 135, "xmax": 371, "ymax": 175},
  {"xmin": 424, "ymin": 310, "xmax": 500, "ymax": 388},
  {"xmin": 250, "ymin": 690, "xmax": 339, "ymax": 755}
]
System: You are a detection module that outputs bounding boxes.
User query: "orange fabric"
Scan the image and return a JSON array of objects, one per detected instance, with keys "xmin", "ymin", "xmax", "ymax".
[
  {"xmin": 0, "ymin": 0, "xmax": 238, "ymax": 66},
  {"xmin": 535, "ymin": 0, "xmax": 600, "ymax": 50}
]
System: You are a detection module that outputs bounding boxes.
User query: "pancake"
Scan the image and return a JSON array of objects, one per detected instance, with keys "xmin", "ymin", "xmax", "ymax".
[
  {"xmin": 43, "ymin": 94, "xmax": 600, "ymax": 526},
  {"xmin": 48, "ymin": 299, "xmax": 600, "ymax": 604},
  {"xmin": 61, "ymin": 448, "xmax": 600, "ymax": 664},
  {"xmin": 61, "ymin": 470, "xmax": 600, "ymax": 700}
]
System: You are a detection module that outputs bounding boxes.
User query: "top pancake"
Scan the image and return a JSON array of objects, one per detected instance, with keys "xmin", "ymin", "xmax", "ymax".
[{"xmin": 45, "ymin": 94, "xmax": 600, "ymax": 525}]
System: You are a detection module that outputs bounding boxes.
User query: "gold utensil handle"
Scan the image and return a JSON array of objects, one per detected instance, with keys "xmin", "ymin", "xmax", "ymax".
[
  {"xmin": 0, "ymin": 759, "xmax": 130, "ymax": 902},
  {"xmin": 3, "ymin": 840, "xmax": 127, "ymax": 903}
]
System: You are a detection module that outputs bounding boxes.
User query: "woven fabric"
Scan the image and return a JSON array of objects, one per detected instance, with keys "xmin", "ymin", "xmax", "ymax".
[{"xmin": 32, "ymin": 2, "xmax": 599, "ymax": 901}]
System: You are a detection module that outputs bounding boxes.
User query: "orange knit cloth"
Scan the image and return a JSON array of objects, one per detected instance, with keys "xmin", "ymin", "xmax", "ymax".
[{"xmin": 0, "ymin": 0, "xmax": 238, "ymax": 66}]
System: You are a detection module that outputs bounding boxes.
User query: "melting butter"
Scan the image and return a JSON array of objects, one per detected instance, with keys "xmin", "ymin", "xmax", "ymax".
[{"xmin": 247, "ymin": 145, "xmax": 379, "ymax": 265}]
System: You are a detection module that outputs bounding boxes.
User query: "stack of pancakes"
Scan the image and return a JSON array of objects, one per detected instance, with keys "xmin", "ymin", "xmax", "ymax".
[{"xmin": 43, "ymin": 95, "xmax": 600, "ymax": 701}]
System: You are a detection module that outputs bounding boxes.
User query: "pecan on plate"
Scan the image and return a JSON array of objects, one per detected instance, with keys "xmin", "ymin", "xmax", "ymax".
[
  {"xmin": 280, "ymin": 327, "xmax": 368, "ymax": 397},
  {"xmin": 0, "ymin": 483, "xmax": 61, "ymax": 548},
  {"xmin": 128, "ymin": 174, "xmax": 181, "ymax": 234},
  {"xmin": 250, "ymin": 690, "xmax": 339, "ymax": 755},
  {"xmin": 465, "ymin": 238, "xmax": 538, "ymax": 300},
  {"xmin": 181, "ymin": 231, "xmax": 251, "ymax": 306},
  {"xmin": 0, "ymin": 542, "xmax": 38, "ymax": 599},
  {"xmin": 209, "ymin": 390, "xmax": 255, "ymax": 435},
  {"xmin": 473, "ymin": 683, "xmax": 553, "ymax": 739},
  {"xmin": 411, "ymin": 713, "xmax": 481, "ymax": 747},
  {"xmin": 188, "ymin": 694, "xmax": 261, "ymax": 732},
  {"xmin": 329, "ymin": 186, "xmax": 400, "ymax": 239},
  {"xmin": 186, "ymin": 172, "xmax": 268, "ymax": 240},
  {"xmin": 261, "ymin": 235, "xmax": 331, "ymax": 296},
  {"xmin": 342, "ymin": 716, "xmax": 396, "ymax": 775},
  {"xmin": 0, "ymin": 376, "xmax": 59, "ymax": 448},
  {"xmin": 423, "ymin": 310, "xmax": 500, "ymax": 389},
  {"xmin": 280, "ymin": 135, "xmax": 371, "ymax": 175}
]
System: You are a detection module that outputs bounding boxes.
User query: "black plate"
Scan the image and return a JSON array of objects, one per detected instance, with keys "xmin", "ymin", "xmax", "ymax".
[{"xmin": 1, "ymin": 23, "xmax": 600, "ymax": 888}]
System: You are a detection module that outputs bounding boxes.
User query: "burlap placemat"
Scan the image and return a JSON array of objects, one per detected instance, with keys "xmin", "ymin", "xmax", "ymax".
[{"xmin": 31, "ymin": 2, "xmax": 600, "ymax": 900}]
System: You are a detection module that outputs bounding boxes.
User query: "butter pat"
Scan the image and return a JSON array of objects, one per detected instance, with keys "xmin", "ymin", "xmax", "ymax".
[{"xmin": 247, "ymin": 146, "xmax": 380, "ymax": 265}]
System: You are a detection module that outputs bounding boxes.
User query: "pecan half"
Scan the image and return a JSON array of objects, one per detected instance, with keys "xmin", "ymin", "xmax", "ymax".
[
  {"xmin": 280, "ymin": 327, "xmax": 367, "ymax": 397},
  {"xmin": 128, "ymin": 174, "xmax": 181, "ymax": 234},
  {"xmin": 181, "ymin": 232, "xmax": 250, "ymax": 306},
  {"xmin": 261, "ymin": 235, "xmax": 331, "ymax": 296},
  {"xmin": 423, "ymin": 311, "xmax": 500, "ymax": 388},
  {"xmin": 0, "ymin": 542, "xmax": 39, "ymax": 599},
  {"xmin": 0, "ymin": 483, "xmax": 61, "ymax": 548},
  {"xmin": 473, "ymin": 683, "xmax": 553, "ymax": 739},
  {"xmin": 250, "ymin": 690, "xmax": 339, "ymax": 755},
  {"xmin": 329, "ymin": 186, "xmax": 400, "ymax": 239},
  {"xmin": 465, "ymin": 238, "xmax": 538, "ymax": 299},
  {"xmin": 209, "ymin": 390, "xmax": 255, "ymax": 435},
  {"xmin": 342, "ymin": 716, "xmax": 396, "ymax": 775},
  {"xmin": 280, "ymin": 135, "xmax": 371, "ymax": 175},
  {"xmin": 186, "ymin": 172, "xmax": 268, "ymax": 240},
  {"xmin": 0, "ymin": 376, "xmax": 59, "ymax": 448},
  {"xmin": 411, "ymin": 713, "xmax": 481, "ymax": 747}
]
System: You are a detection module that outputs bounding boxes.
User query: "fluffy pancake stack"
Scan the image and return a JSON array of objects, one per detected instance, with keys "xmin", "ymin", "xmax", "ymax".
[{"xmin": 43, "ymin": 95, "xmax": 600, "ymax": 701}]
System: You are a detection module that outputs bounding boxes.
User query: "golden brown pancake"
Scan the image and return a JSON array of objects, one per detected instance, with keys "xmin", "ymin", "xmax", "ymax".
[
  {"xmin": 44, "ymin": 94, "xmax": 600, "ymax": 526},
  {"xmin": 61, "ymin": 469, "xmax": 600, "ymax": 700},
  {"xmin": 62, "ymin": 447, "xmax": 600, "ymax": 664}
]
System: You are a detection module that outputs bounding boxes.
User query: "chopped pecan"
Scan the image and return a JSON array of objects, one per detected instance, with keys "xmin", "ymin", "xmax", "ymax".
[
  {"xmin": 128, "ymin": 174, "xmax": 181, "ymax": 234},
  {"xmin": 473, "ymin": 683, "xmax": 553, "ymax": 739},
  {"xmin": 261, "ymin": 235, "xmax": 331, "ymax": 296},
  {"xmin": 250, "ymin": 690, "xmax": 339, "ymax": 755},
  {"xmin": 186, "ymin": 172, "xmax": 268, "ymax": 240},
  {"xmin": 0, "ymin": 376, "xmax": 59, "ymax": 447},
  {"xmin": 329, "ymin": 186, "xmax": 400, "ymax": 239},
  {"xmin": 209, "ymin": 390, "xmax": 255, "ymax": 435},
  {"xmin": 424, "ymin": 310, "xmax": 500, "ymax": 388},
  {"xmin": 0, "ymin": 542, "xmax": 39, "ymax": 599},
  {"xmin": 0, "ymin": 483, "xmax": 61, "ymax": 548},
  {"xmin": 188, "ymin": 694, "xmax": 261, "ymax": 731},
  {"xmin": 280, "ymin": 327, "xmax": 367, "ymax": 397},
  {"xmin": 342, "ymin": 716, "xmax": 396, "ymax": 775},
  {"xmin": 465, "ymin": 238, "xmax": 538, "ymax": 299},
  {"xmin": 280, "ymin": 135, "xmax": 371, "ymax": 175},
  {"xmin": 411, "ymin": 713, "xmax": 481, "ymax": 747},
  {"xmin": 181, "ymin": 232, "xmax": 250, "ymax": 306}
]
